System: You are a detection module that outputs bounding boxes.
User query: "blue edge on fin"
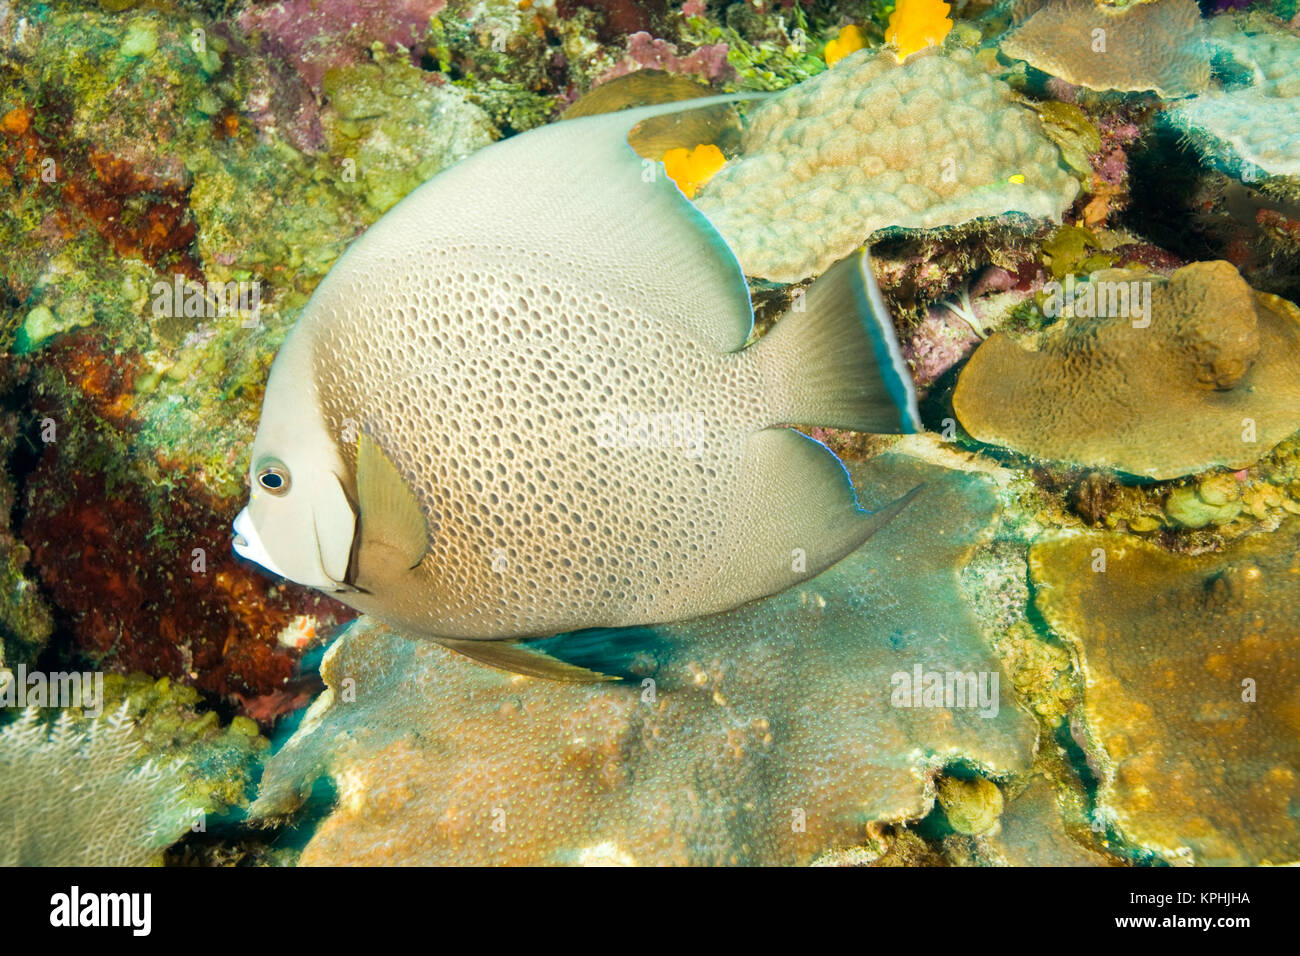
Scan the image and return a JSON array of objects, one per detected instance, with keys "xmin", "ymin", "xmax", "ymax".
[{"xmin": 853, "ymin": 253, "xmax": 924, "ymax": 434}]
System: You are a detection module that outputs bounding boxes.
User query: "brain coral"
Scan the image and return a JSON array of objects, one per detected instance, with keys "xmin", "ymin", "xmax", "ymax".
[
  {"xmin": 1165, "ymin": 18, "xmax": 1300, "ymax": 178},
  {"xmin": 694, "ymin": 49, "xmax": 1078, "ymax": 283},
  {"xmin": 1000, "ymin": 0, "xmax": 1209, "ymax": 97},
  {"xmin": 1031, "ymin": 523, "xmax": 1300, "ymax": 865},
  {"xmin": 252, "ymin": 456, "xmax": 1037, "ymax": 865},
  {"xmin": 952, "ymin": 261, "xmax": 1300, "ymax": 479}
]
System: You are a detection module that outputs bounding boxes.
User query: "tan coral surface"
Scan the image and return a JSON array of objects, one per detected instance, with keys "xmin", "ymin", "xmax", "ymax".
[
  {"xmin": 953, "ymin": 261, "xmax": 1300, "ymax": 478},
  {"xmin": 1001, "ymin": 0, "xmax": 1209, "ymax": 97},
  {"xmin": 1030, "ymin": 524, "xmax": 1300, "ymax": 865}
]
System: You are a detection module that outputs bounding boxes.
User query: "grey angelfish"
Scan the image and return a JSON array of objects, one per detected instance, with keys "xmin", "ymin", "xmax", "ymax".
[{"xmin": 233, "ymin": 95, "xmax": 922, "ymax": 680}]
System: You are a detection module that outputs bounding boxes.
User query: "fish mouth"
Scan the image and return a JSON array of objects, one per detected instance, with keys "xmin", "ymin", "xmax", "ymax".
[{"xmin": 232, "ymin": 507, "xmax": 288, "ymax": 578}]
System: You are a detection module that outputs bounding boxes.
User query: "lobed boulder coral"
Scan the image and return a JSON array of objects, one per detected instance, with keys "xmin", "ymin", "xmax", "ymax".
[
  {"xmin": 252, "ymin": 456, "xmax": 1037, "ymax": 865},
  {"xmin": 1000, "ymin": 0, "xmax": 1210, "ymax": 97},
  {"xmin": 952, "ymin": 260, "xmax": 1300, "ymax": 479},
  {"xmin": 694, "ymin": 48, "xmax": 1078, "ymax": 283},
  {"xmin": 1030, "ymin": 523, "xmax": 1300, "ymax": 865},
  {"xmin": 1165, "ymin": 16, "xmax": 1300, "ymax": 179}
]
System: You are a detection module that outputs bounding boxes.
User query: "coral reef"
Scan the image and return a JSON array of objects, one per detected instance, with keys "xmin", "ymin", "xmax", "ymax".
[
  {"xmin": 0, "ymin": 0, "xmax": 505, "ymax": 710},
  {"xmin": 695, "ymin": 48, "xmax": 1077, "ymax": 282},
  {"xmin": 0, "ymin": 666, "xmax": 267, "ymax": 866},
  {"xmin": 0, "ymin": 705, "xmax": 185, "ymax": 865},
  {"xmin": 1030, "ymin": 523, "xmax": 1300, "ymax": 865},
  {"xmin": 952, "ymin": 261, "xmax": 1300, "ymax": 478},
  {"xmin": 1165, "ymin": 16, "xmax": 1300, "ymax": 178},
  {"xmin": 0, "ymin": 0, "xmax": 1296, "ymax": 869},
  {"xmin": 1001, "ymin": 0, "xmax": 1209, "ymax": 97},
  {"xmin": 252, "ymin": 456, "xmax": 1036, "ymax": 865}
]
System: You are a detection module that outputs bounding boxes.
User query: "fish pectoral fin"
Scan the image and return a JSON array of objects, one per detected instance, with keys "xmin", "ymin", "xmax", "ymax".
[
  {"xmin": 356, "ymin": 433, "xmax": 428, "ymax": 569},
  {"xmin": 436, "ymin": 637, "xmax": 624, "ymax": 683}
]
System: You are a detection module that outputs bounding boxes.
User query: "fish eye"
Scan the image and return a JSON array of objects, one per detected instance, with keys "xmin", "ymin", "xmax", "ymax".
[{"xmin": 256, "ymin": 461, "xmax": 291, "ymax": 496}]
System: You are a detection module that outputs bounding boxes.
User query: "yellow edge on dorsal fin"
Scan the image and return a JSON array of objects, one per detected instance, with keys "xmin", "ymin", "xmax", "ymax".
[
  {"xmin": 561, "ymin": 69, "xmax": 716, "ymax": 119},
  {"xmin": 356, "ymin": 433, "xmax": 429, "ymax": 569},
  {"xmin": 436, "ymin": 638, "xmax": 619, "ymax": 683},
  {"xmin": 561, "ymin": 70, "xmax": 745, "ymax": 160}
]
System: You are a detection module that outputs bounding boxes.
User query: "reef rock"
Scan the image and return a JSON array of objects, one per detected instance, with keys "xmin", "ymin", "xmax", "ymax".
[
  {"xmin": 695, "ymin": 48, "xmax": 1077, "ymax": 283},
  {"xmin": 1031, "ymin": 523, "xmax": 1300, "ymax": 865},
  {"xmin": 952, "ymin": 261, "xmax": 1300, "ymax": 479},
  {"xmin": 983, "ymin": 774, "xmax": 1115, "ymax": 867},
  {"xmin": 1001, "ymin": 0, "xmax": 1209, "ymax": 97},
  {"xmin": 252, "ymin": 456, "xmax": 1037, "ymax": 865}
]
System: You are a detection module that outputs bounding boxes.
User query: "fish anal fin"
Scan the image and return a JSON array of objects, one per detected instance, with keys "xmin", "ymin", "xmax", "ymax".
[
  {"xmin": 437, "ymin": 637, "xmax": 620, "ymax": 683},
  {"xmin": 684, "ymin": 428, "xmax": 920, "ymax": 615},
  {"xmin": 356, "ymin": 434, "xmax": 428, "ymax": 569}
]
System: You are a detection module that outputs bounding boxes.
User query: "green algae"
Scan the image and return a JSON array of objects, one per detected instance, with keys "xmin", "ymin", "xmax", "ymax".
[
  {"xmin": 321, "ymin": 52, "xmax": 496, "ymax": 215},
  {"xmin": 1165, "ymin": 484, "xmax": 1242, "ymax": 529},
  {"xmin": 118, "ymin": 18, "xmax": 157, "ymax": 58},
  {"xmin": 1034, "ymin": 100, "xmax": 1103, "ymax": 181},
  {"xmin": 683, "ymin": 3, "xmax": 829, "ymax": 93},
  {"xmin": 1039, "ymin": 225, "xmax": 1116, "ymax": 279},
  {"xmin": 94, "ymin": 671, "xmax": 270, "ymax": 816}
]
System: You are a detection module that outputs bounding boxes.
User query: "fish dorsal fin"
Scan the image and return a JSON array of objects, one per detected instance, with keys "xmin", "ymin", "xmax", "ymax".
[
  {"xmin": 356, "ymin": 434, "xmax": 428, "ymax": 569},
  {"xmin": 351, "ymin": 93, "xmax": 769, "ymax": 354},
  {"xmin": 561, "ymin": 70, "xmax": 717, "ymax": 119},
  {"xmin": 561, "ymin": 71, "xmax": 743, "ymax": 160}
]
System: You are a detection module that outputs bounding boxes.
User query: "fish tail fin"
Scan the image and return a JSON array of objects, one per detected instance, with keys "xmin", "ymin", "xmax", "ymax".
[{"xmin": 751, "ymin": 248, "xmax": 921, "ymax": 434}]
